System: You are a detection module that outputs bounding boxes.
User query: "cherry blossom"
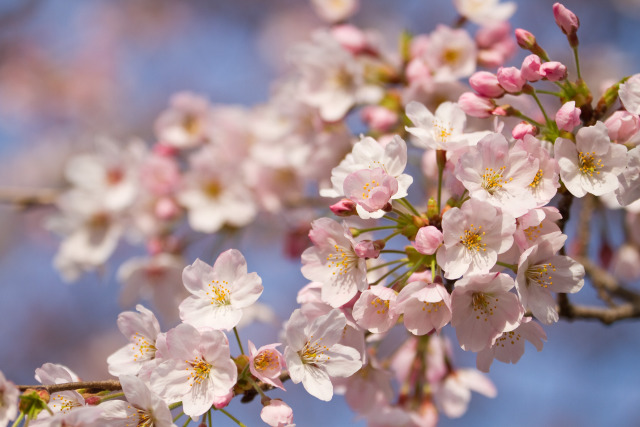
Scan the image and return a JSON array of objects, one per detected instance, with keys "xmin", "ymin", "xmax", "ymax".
[
  {"xmin": 179, "ymin": 249, "xmax": 263, "ymax": 331},
  {"xmin": 437, "ymin": 199, "xmax": 516, "ymax": 279},
  {"xmin": 619, "ymin": 73, "xmax": 640, "ymax": 115},
  {"xmin": 248, "ymin": 341, "xmax": 286, "ymax": 391},
  {"xmin": 284, "ymin": 309, "xmax": 362, "ymax": 401},
  {"xmin": 395, "ymin": 280, "xmax": 452, "ymax": 335},
  {"xmin": 451, "ymin": 273, "xmax": 524, "ymax": 352},
  {"xmin": 100, "ymin": 375, "xmax": 174, "ymax": 427},
  {"xmin": 0, "ymin": 371, "xmax": 19, "ymax": 426},
  {"xmin": 260, "ymin": 399, "xmax": 295, "ymax": 427},
  {"xmin": 352, "ymin": 285, "xmax": 399, "ymax": 333},
  {"xmin": 433, "ymin": 369, "xmax": 497, "ymax": 418},
  {"xmin": 107, "ymin": 304, "xmax": 162, "ymax": 377},
  {"xmin": 476, "ymin": 317, "xmax": 546, "ymax": 372},
  {"xmin": 150, "ymin": 323, "xmax": 237, "ymax": 418},
  {"xmin": 301, "ymin": 218, "xmax": 368, "ymax": 307},
  {"xmin": 453, "ymin": 0, "xmax": 516, "ymax": 26},
  {"xmin": 555, "ymin": 122, "xmax": 629, "ymax": 197}
]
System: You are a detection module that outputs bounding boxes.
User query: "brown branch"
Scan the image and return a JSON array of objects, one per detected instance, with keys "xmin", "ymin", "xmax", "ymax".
[
  {"xmin": 0, "ymin": 188, "xmax": 59, "ymax": 210},
  {"xmin": 559, "ymin": 302, "xmax": 640, "ymax": 325},
  {"xmin": 17, "ymin": 380, "xmax": 121, "ymax": 393}
]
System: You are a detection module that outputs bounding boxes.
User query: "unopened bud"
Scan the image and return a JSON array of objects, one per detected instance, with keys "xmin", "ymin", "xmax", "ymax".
[
  {"xmin": 413, "ymin": 226, "xmax": 443, "ymax": 255},
  {"xmin": 458, "ymin": 92, "xmax": 495, "ymax": 118},
  {"xmin": 84, "ymin": 395, "xmax": 101, "ymax": 406},
  {"xmin": 555, "ymin": 101, "xmax": 581, "ymax": 131},
  {"xmin": 521, "ymin": 54, "xmax": 543, "ymax": 82},
  {"xmin": 354, "ymin": 240, "xmax": 385, "ymax": 259},
  {"xmin": 469, "ymin": 71, "xmax": 505, "ymax": 98},
  {"xmin": 553, "ymin": 2, "xmax": 579, "ymax": 47},
  {"xmin": 515, "ymin": 29, "xmax": 549, "ymax": 60},
  {"xmin": 497, "ymin": 66, "xmax": 526, "ymax": 93},
  {"xmin": 330, "ymin": 199, "xmax": 357, "ymax": 217},
  {"xmin": 540, "ymin": 61, "xmax": 567, "ymax": 82},
  {"xmin": 512, "ymin": 121, "xmax": 538, "ymax": 139}
]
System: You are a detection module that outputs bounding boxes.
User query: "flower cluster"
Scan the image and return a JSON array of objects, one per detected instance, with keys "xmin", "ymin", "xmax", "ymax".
[{"xmin": 4, "ymin": 1, "xmax": 640, "ymax": 427}]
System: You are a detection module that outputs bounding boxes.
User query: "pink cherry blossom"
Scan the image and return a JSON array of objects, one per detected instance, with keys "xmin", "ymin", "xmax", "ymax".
[
  {"xmin": 260, "ymin": 399, "xmax": 294, "ymax": 427},
  {"xmin": 352, "ymin": 285, "xmax": 399, "ymax": 333},
  {"xmin": 405, "ymin": 101, "xmax": 489, "ymax": 151},
  {"xmin": 604, "ymin": 110, "xmax": 640, "ymax": 143},
  {"xmin": 395, "ymin": 280, "xmax": 452, "ymax": 335},
  {"xmin": 301, "ymin": 218, "xmax": 368, "ymax": 308},
  {"xmin": 553, "ymin": 3, "xmax": 580, "ymax": 35},
  {"xmin": 343, "ymin": 167, "xmax": 399, "ymax": 213},
  {"xmin": 179, "ymin": 249, "xmax": 263, "ymax": 331},
  {"xmin": 451, "ymin": 273, "xmax": 524, "ymax": 352},
  {"xmin": 433, "ymin": 369, "xmax": 497, "ymax": 418},
  {"xmin": 619, "ymin": 73, "xmax": 640, "ymax": 115},
  {"xmin": 311, "ymin": 0, "xmax": 359, "ymax": 23},
  {"xmin": 423, "ymin": 25, "xmax": 477, "ymax": 81},
  {"xmin": 154, "ymin": 92, "xmax": 213, "ymax": 149},
  {"xmin": 512, "ymin": 121, "xmax": 537, "ymax": 139},
  {"xmin": 284, "ymin": 309, "xmax": 362, "ymax": 401},
  {"xmin": 515, "ymin": 236, "xmax": 585, "ymax": 324},
  {"xmin": 100, "ymin": 375, "xmax": 173, "ymax": 427},
  {"xmin": 513, "ymin": 134, "xmax": 560, "ymax": 207},
  {"xmin": 476, "ymin": 317, "xmax": 546, "ymax": 372},
  {"xmin": 616, "ymin": 146, "xmax": 640, "ymax": 206},
  {"xmin": 452, "ymin": 0, "xmax": 516, "ymax": 26},
  {"xmin": 0, "ymin": 371, "xmax": 19, "ymax": 426},
  {"xmin": 456, "ymin": 132, "xmax": 539, "ymax": 217},
  {"xmin": 437, "ymin": 199, "xmax": 515, "ymax": 279},
  {"xmin": 540, "ymin": 61, "xmax": 567, "ymax": 81},
  {"xmin": 150, "ymin": 323, "xmax": 237, "ymax": 418},
  {"xmin": 555, "ymin": 121, "xmax": 628, "ymax": 197},
  {"xmin": 107, "ymin": 304, "xmax": 162, "ymax": 377},
  {"xmin": 248, "ymin": 341, "xmax": 286, "ymax": 391}
]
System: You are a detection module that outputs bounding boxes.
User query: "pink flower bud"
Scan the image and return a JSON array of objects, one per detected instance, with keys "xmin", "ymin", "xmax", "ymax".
[
  {"xmin": 261, "ymin": 399, "xmax": 294, "ymax": 427},
  {"xmin": 521, "ymin": 54, "xmax": 542, "ymax": 82},
  {"xmin": 458, "ymin": 92, "xmax": 495, "ymax": 118},
  {"xmin": 344, "ymin": 168, "xmax": 398, "ymax": 213},
  {"xmin": 605, "ymin": 110, "xmax": 640, "ymax": 143},
  {"xmin": 553, "ymin": 3, "xmax": 579, "ymax": 36},
  {"xmin": 361, "ymin": 105, "xmax": 398, "ymax": 132},
  {"xmin": 354, "ymin": 239, "xmax": 385, "ymax": 259},
  {"xmin": 512, "ymin": 121, "xmax": 537, "ymax": 139},
  {"xmin": 330, "ymin": 199, "xmax": 357, "ymax": 217},
  {"xmin": 213, "ymin": 391, "xmax": 233, "ymax": 409},
  {"xmin": 153, "ymin": 143, "xmax": 178, "ymax": 156},
  {"xmin": 331, "ymin": 24, "xmax": 369, "ymax": 55},
  {"xmin": 469, "ymin": 71, "xmax": 505, "ymax": 98},
  {"xmin": 146, "ymin": 237, "xmax": 165, "ymax": 256},
  {"xmin": 413, "ymin": 226, "xmax": 443, "ymax": 255},
  {"xmin": 155, "ymin": 197, "xmax": 180, "ymax": 220},
  {"xmin": 555, "ymin": 101, "xmax": 581, "ymax": 131},
  {"xmin": 540, "ymin": 61, "xmax": 567, "ymax": 81},
  {"xmin": 515, "ymin": 28, "xmax": 536, "ymax": 50},
  {"xmin": 497, "ymin": 66, "xmax": 526, "ymax": 93},
  {"xmin": 405, "ymin": 58, "xmax": 432, "ymax": 85}
]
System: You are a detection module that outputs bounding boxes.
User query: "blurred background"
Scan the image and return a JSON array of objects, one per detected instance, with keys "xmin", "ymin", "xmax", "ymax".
[{"xmin": 0, "ymin": 0, "xmax": 639, "ymax": 425}]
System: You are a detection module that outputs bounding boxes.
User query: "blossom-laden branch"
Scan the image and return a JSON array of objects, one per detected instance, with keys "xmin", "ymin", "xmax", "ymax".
[{"xmin": 0, "ymin": 187, "xmax": 58, "ymax": 209}]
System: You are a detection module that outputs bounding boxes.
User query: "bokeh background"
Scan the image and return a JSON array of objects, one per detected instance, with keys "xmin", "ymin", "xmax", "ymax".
[{"xmin": 1, "ymin": 0, "xmax": 639, "ymax": 425}]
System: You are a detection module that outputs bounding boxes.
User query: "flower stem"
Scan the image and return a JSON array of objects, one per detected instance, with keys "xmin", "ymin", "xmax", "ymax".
[
  {"xmin": 99, "ymin": 391, "xmax": 125, "ymax": 403},
  {"xmin": 496, "ymin": 261, "xmax": 518, "ymax": 272},
  {"xmin": 437, "ymin": 164, "xmax": 444, "ymax": 214},
  {"xmin": 431, "ymin": 258, "xmax": 436, "ymax": 282},
  {"xmin": 513, "ymin": 111, "xmax": 544, "ymax": 128},
  {"xmin": 398, "ymin": 198, "xmax": 421, "ymax": 217},
  {"xmin": 572, "ymin": 46, "xmax": 582, "ymax": 80},
  {"xmin": 535, "ymin": 89, "xmax": 563, "ymax": 96},
  {"xmin": 367, "ymin": 258, "xmax": 409, "ymax": 272},
  {"xmin": 11, "ymin": 413, "xmax": 24, "ymax": 427},
  {"xmin": 233, "ymin": 327, "xmax": 245, "ymax": 355},
  {"xmin": 398, "ymin": 255, "xmax": 428, "ymax": 287},
  {"xmin": 371, "ymin": 260, "xmax": 410, "ymax": 286},
  {"xmin": 380, "ymin": 249, "xmax": 408, "ymax": 255},
  {"xmin": 208, "ymin": 409, "xmax": 213, "ymax": 427},
  {"xmin": 530, "ymin": 91, "xmax": 551, "ymax": 125},
  {"xmin": 173, "ymin": 411, "xmax": 184, "ymax": 423},
  {"xmin": 169, "ymin": 402, "xmax": 183, "ymax": 410},
  {"xmin": 382, "ymin": 230, "xmax": 402, "ymax": 242},
  {"xmin": 354, "ymin": 225, "xmax": 399, "ymax": 234},
  {"xmin": 218, "ymin": 408, "xmax": 247, "ymax": 427},
  {"xmin": 246, "ymin": 377, "xmax": 268, "ymax": 400},
  {"xmin": 181, "ymin": 416, "xmax": 192, "ymax": 427}
]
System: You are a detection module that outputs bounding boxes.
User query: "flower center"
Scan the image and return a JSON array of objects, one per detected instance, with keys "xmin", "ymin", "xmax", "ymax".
[
  {"xmin": 326, "ymin": 244, "xmax": 358, "ymax": 276},
  {"xmin": 471, "ymin": 292, "xmax": 497, "ymax": 320},
  {"xmin": 529, "ymin": 169, "xmax": 544, "ymax": 189},
  {"xmin": 433, "ymin": 120, "xmax": 453, "ymax": 143},
  {"xmin": 206, "ymin": 280, "xmax": 231, "ymax": 306},
  {"xmin": 300, "ymin": 336, "xmax": 330, "ymax": 364},
  {"xmin": 132, "ymin": 409, "xmax": 153, "ymax": 427},
  {"xmin": 460, "ymin": 224, "xmax": 486, "ymax": 252},
  {"xmin": 526, "ymin": 262, "xmax": 556, "ymax": 289},
  {"xmin": 422, "ymin": 300, "xmax": 444, "ymax": 313},
  {"xmin": 495, "ymin": 330, "xmax": 521, "ymax": 348},
  {"xmin": 481, "ymin": 166, "xmax": 512, "ymax": 194},
  {"xmin": 186, "ymin": 356, "xmax": 212, "ymax": 386},
  {"xmin": 578, "ymin": 151, "xmax": 603, "ymax": 177},
  {"xmin": 443, "ymin": 48, "xmax": 460, "ymax": 65},
  {"xmin": 203, "ymin": 180, "xmax": 222, "ymax": 198},
  {"xmin": 182, "ymin": 114, "xmax": 200, "ymax": 136},
  {"xmin": 371, "ymin": 297, "xmax": 390, "ymax": 314},
  {"xmin": 254, "ymin": 350, "xmax": 277, "ymax": 372},
  {"xmin": 132, "ymin": 332, "xmax": 157, "ymax": 362},
  {"xmin": 51, "ymin": 393, "xmax": 82, "ymax": 414}
]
